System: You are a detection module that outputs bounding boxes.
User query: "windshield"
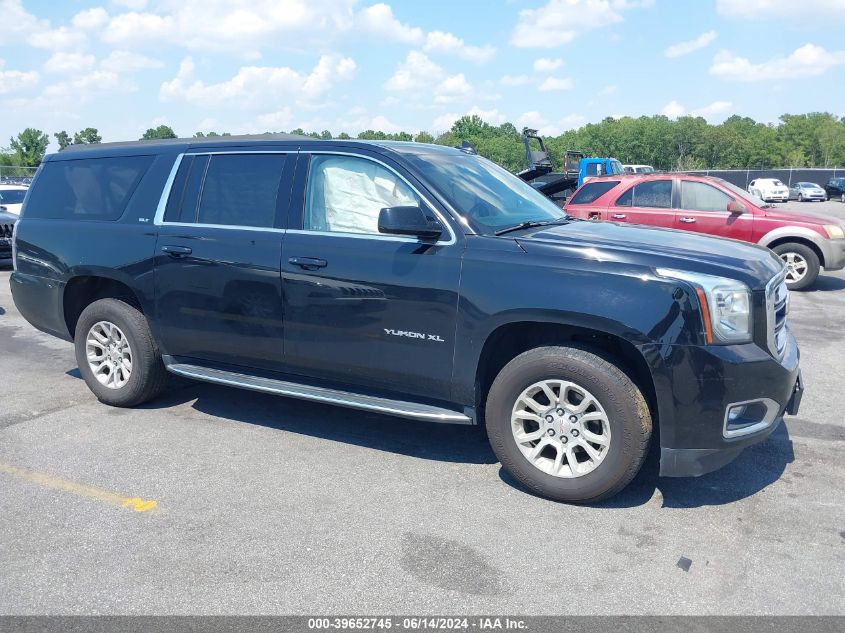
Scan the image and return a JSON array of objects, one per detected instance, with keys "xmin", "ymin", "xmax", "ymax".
[
  {"xmin": 0, "ymin": 189, "xmax": 27, "ymax": 204},
  {"xmin": 771, "ymin": 180, "xmax": 785, "ymax": 187},
  {"xmin": 798, "ymin": 182, "xmax": 820, "ymax": 188},
  {"xmin": 610, "ymin": 160, "xmax": 623, "ymax": 175},
  {"xmin": 636, "ymin": 166, "xmax": 655, "ymax": 174},
  {"xmin": 408, "ymin": 152, "xmax": 566, "ymax": 233}
]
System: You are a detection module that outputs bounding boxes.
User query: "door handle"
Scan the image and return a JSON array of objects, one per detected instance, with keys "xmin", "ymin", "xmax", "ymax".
[
  {"xmin": 161, "ymin": 245, "xmax": 192, "ymax": 256},
  {"xmin": 289, "ymin": 256, "xmax": 327, "ymax": 270},
  {"xmin": 611, "ymin": 213, "xmax": 627, "ymax": 219},
  {"xmin": 679, "ymin": 217, "xmax": 697, "ymax": 224}
]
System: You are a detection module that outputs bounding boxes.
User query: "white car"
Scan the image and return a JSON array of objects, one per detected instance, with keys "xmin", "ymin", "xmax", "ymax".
[
  {"xmin": 0, "ymin": 185, "xmax": 28, "ymax": 215},
  {"xmin": 748, "ymin": 178, "xmax": 788, "ymax": 203},
  {"xmin": 623, "ymin": 164, "xmax": 655, "ymax": 174}
]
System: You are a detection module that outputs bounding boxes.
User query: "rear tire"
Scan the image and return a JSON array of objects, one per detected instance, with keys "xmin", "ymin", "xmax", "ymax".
[
  {"xmin": 74, "ymin": 298, "xmax": 168, "ymax": 407},
  {"xmin": 485, "ymin": 346, "xmax": 651, "ymax": 503},
  {"xmin": 772, "ymin": 242, "xmax": 820, "ymax": 290}
]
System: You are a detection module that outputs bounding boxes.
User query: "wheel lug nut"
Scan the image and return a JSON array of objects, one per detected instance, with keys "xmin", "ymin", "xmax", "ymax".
[
  {"xmin": 569, "ymin": 415, "xmax": 577, "ymax": 423},
  {"xmin": 556, "ymin": 408, "xmax": 564, "ymax": 416},
  {"xmin": 547, "ymin": 429, "xmax": 555, "ymax": 436},
  {"xmin": 561, "ymin": 436, "xmax": 568, "ymax": 444},
  {"xmin": 545, "ymin": 415, "xmax": 554, "ymax": 423},
  {"xmin": 571, "ymin": 429, "xmax": 579, "ymax": 437}
]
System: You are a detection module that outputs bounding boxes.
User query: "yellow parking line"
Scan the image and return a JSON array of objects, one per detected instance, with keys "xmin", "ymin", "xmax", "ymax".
[{"xmin": 0, "ymin": 461, "xmax": 158, "ymax": 513}]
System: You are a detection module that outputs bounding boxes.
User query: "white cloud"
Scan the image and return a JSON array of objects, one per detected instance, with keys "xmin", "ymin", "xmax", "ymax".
[
  {"xmin": 517, "ymin": 111, "xmax": 584, "ymax": 135},
  {"xmin": 257, "ymin": 108, "xmax": 294, "ymax": 129},
  {"xmin": 385, "ymin": 51, "xmax": 473, "ymax": 103},
  {"xmin": 533, "ymin": 57, "xmax": 564, "ymax": 72},
  {"xmin": 690, "ymin": 100, "xmax": 733, "ymax": 119},
  {"xmin": 0, "ymin": 60, "xmax": 39, "ymax": 95},
  {"xmin": 500, "ymin": 74, "xmax": 532, "ymax": 86},
  {"xmin": 100, "ymin": 50, "xmax": 164, "ymax": 72},
  {"xmin": 356, "ymin": 3, "xmax": 423, "ymax": 44},
  {"xmin": 423, "ymin": 30, "xmax": 495, "ymax": 63},
  {"xmin": 710, "ymin": 44, "xmax": 845, "ymax": 81},
  {"xmin": 512, "ymin": 0, "xmax": 654, "ymax": 48},
  {"xmin": 717, "ymin": 0, "xmax": 845, "ymax": 18},
  {"xmin": 42, "ymin": 70, "xmax": 124, "ymax": 102},
  {"xmin": 113, "ymin": 0, "xmax": 148, "ymax": 9},
  {"xmin": 665, "ymin": 30, "xmax": 717, "ymax": 58},
  {"xmin": 161, "ymin": 54, "xmax": 356, "ymax": 105},
  {"xmin": 43, "ymin": 52, "xmax": 97, "ymax": 74},
  {"xmin": 437, "ymin": 73, "xmax": 472, "ymax": 96},
  {"xmin": 598, "ymin": 84, "xmax": 617, "ymax": 96},
  {"xmin": 538, "ymin": 76, "xmax": 573, "ymax": 91},
  {"xmin": 661, "ymin": 100, "xmax": 685, "ymax": 118},
  {"xmin": 72, "ymin": 7, "xmax": 109, "ymax": 30}
]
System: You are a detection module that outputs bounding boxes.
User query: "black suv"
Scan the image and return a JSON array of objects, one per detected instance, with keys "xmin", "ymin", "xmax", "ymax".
[
  {"xmin": 9, "ymin": 136, "xmax": 802, "ymax": 502},
  {"xmin": 825, "ymin": 177, "xmax": 845, "ymax": 202}
]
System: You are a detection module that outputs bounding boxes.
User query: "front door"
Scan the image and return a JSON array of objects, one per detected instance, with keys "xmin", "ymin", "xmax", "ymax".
[
  {"xmin": 280, "ymin": 151, "xmax": 463, "ymax": 402},
  {"xmin": 154, "ymin": 151, "xmax": 294, "ymax": 371},
  {"xmin": 674, "ymin": 179, "xmax": 753, "ymax": 241}
]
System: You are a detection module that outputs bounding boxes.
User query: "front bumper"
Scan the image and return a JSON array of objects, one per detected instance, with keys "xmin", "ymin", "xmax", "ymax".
[
  {"xmin": 640, "ymin": 330, "xmax": 801, "ymax": 478},
  {"xmin": 820, "ymin": 238, "xmax": 845, "ymax": 270}
]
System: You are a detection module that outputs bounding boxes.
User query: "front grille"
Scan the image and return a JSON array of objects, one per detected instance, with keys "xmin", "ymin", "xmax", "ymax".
[
  {"xmin": 766, "ymin": 271, "xmax": 789, "ymax": 359},
  {"xmin": 0, "ymin": 222, "xmax": 13, "ymax": 239}
]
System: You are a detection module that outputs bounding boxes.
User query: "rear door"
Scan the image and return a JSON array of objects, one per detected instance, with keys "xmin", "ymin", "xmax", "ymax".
[
  {"xmin": 154, "ymin": 151, "xmax": 294, "ymax": 372},
  {"xmin": 607, "ymin": 178, "xmax": 675, "ymax": 227},
  {"xmin": 674, "ymin": 179, "xmax": 753, "ymax": 241}
]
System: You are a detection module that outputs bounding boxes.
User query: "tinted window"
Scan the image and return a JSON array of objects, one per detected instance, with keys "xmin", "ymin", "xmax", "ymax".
[
  {"xmin": 164, "ymin": 155, "xmax": 209, "ymax": 223},
  {"xmin": 305, "ymin": 155, "xmax": 421, "ymax": 235},
  {"xmin": 616, "ymin": 180, "xmax": 672, "ymax": 208},
  {"xmin": 568, "ymin": 181, "xmax": 619, "ymax": 205},
  {"xmin": 25, "ymin": 156, "xmax": 153, "ymax": 220},
  {"xmin": 681, "ymin": 180, "xmax": 732, "ymax": 212},
  {"xmin": 196, "ymin": 154, "xmax": 285, "ymax": 228},
  {"xmin": 585, "ymin": 163, "xmax": 599, "ymax": 176}
]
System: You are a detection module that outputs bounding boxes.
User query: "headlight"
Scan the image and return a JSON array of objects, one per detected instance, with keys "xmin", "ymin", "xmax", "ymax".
[
  {"xmin": 656, "ymin": 269, "xmax": 752, "ymax": 344},
  {"xmin": 824, "ymin": 224, "xmax": 844, "ymax": 239}
]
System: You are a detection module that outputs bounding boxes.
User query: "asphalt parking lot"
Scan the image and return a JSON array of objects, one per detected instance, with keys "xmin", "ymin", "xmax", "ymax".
[{"xmin": 1, "ymin": 200, "xmax": 844, "ymax": 615}]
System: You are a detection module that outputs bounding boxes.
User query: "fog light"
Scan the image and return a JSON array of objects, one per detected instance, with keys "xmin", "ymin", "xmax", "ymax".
[{"xmin": 723, "ymin": 399, "xmax": 779, "ymax": 438}]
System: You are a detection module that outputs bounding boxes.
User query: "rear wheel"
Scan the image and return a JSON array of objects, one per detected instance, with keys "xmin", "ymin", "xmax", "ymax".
[
  {"xmin": 485, "ymin": 346, "xmax": 651, "ymax": 503},
  {"xmin": 772, "ymin": 242, "xmax": 820, "ymax": 290},
  {"xmin": 74, "ymin": 298, "xmax": 168, "ymax": 407}
]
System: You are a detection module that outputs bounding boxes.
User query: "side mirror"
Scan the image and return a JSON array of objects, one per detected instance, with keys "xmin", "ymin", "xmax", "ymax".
[
  {"xmin": 727, "ymin": 200, "xmax": 747, "ymax": 214},
  {"xmin": 378, "ymin": 206, "xmax": 443, "ymax": 239}
]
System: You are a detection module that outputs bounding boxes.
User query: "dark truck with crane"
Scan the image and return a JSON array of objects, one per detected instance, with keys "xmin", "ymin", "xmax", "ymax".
[{"xmin": 516, "ymin": 128, "xmax": 624, "ymax": 204}]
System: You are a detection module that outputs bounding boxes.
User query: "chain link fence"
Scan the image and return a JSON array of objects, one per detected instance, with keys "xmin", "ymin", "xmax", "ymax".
[
  {"xmin": 0, "ymin": 165, "xmax": 38, "ymax": 185},
  {"xmin": 677, "ymin": 167, "xmax": 843, "ymax": 189}
]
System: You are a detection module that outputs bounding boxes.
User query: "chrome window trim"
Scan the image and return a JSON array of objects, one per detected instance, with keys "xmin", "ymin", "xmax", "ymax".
[
  {"xmin": 722, "ymin": 397, "xmax": 780, "ymax": 439},
  {"xmin": 152, "ymin": 153, "xmax": 185, "ymax": 225},
  {"xmin": 299, "ymin": 150, "xmax": 457, "ymax": 246}
]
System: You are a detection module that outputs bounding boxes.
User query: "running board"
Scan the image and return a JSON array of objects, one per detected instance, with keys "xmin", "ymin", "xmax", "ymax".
[{"xmin": 165, "ymin": 363, "xmax": 473, "ymax": 424}]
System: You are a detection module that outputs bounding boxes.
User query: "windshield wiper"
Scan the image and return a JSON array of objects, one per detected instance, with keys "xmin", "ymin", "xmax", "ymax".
[{"xmin": 494, "ymin": 218, "xmax": 569, "ymax": 236}]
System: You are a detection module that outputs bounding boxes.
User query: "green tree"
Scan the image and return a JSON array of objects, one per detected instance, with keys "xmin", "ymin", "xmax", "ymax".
[
  {"xmin": 10, "ymin": 128, "xmax": 49, "ymax": 166},
  {"xmin": 140, "ymin": 125, "xmax": 177, "ymax": 140},
  {"xmin": 54, "ymin": 130, "xmax": 72, "ymax": 151},
  {"xmin": 320, "ymin": 130, "xmax": 333, "ymax": 140},
  {"xmin": 337, "ymin": 132, "xmax": 351, "ymax": 139},
  {"xmin": 414, "ymin": 131, "xmax": 434, "ymax": 143},
  {"xmin": 72, "ymin": 127, "xmax": 102, "ymax": 145}
]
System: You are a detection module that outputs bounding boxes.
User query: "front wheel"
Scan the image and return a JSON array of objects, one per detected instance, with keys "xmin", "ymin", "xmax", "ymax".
[
  {"xmin": 772, "ymin": 242, "xmax": 820, "ymax": 290},
  {"xmin": 74, "ymin": 298, "xmax": 168, "ymax": 407},
  {"xmin": 485, "ymin": 346, "xmax": 652, "ymax": 503},
  {"xmin": 798, "ymin": 193, "xmax": 804, "ymax": 202}
]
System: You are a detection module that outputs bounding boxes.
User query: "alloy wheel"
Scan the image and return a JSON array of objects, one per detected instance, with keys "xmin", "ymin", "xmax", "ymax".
[
  {"xmin": 780, "ymin": 252, "xmax": 808, "ymax": 284},
  {"xmin": 511, "ymin": 379, "xmax": 611, "ymax": 478},
  {"xmin": 85, "ymin": 321, "xmax": 133, "ymax": 389}
]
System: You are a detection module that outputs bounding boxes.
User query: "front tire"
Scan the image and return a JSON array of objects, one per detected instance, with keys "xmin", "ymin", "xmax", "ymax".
[
  {"xmin": 772, "ymin": 242, "xmax": 820, "ymax": 290},
  {"xmin": 798, "ymin": 193, "xmax": 804, "ymax": 202},
  {"xmin": 74, "ymin": 298, "xmax": 168, "ymax": 407},
  {"xmin": 485, "ymin": 346, "xmax": 651, "ymax": 503}
]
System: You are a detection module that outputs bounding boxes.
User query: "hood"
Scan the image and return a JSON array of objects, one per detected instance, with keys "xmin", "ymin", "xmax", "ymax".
[
  {"xmin": 0, "ymin": 210, "xmax": 17, "ymax": 223},
  {"xmin": 763, "ymin": 207, "xmax": 842, "ymax": 226},
  {"xmin": 514, "ymin": 220, "xmax": 784, "ymax": 288}
]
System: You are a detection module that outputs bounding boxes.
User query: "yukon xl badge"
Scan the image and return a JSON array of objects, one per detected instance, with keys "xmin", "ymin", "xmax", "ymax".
[{"xmin": 384, "ymin": 328, "xmax": 445, "ymax": 343}]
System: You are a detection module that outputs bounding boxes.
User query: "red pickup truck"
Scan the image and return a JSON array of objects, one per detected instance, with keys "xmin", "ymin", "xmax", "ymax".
[{"xmin": 565, "ymin": 173, "xmax": 845, "ymax": 289}]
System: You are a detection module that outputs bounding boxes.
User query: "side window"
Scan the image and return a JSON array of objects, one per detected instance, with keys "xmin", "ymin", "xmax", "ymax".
[
  {"xmin": 304, "ymin": 155, "xmax": 420, "ymax": 235},
  {"xmin": 24, "ymin": 155, "xmax": 153, "ymax": 221},
  {"xmin": 164, "ymin": 155, "xmax": 209, "ymax": 223},
  {"xmin": 196, "ymin": 154, "xmax": 286, "ymax": 228},
  {"xmin": 616, "ymin": 180, "xmax": 672, "ymax": 208},
  {"xmin": 568, "ymin": 181, "xmax": 620, "ymax": 205},
  {"xmin": 681, "ymin": 180, "xmax": 732, "ymax": 212},
  {"xmin": 585, "ymin": 163, "xmax": 599, "ymax": 176}
]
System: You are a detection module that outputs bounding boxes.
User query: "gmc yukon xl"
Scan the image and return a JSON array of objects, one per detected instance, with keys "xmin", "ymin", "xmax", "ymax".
[{"xmin": 9, "ymin": 136, "xmax": 803, "ymax": 502}]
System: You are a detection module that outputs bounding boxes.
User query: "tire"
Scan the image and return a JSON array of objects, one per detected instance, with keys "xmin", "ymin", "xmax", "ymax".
[
  {"xmin": 485, "ymin": 346, "xmax": 651, "ymax": 503},
  {"xmin": 772, "ymin": 242, "xmax": 820, "ymax": 290},
  {"xmin": 74, "ymin": 298, "xmax": 168, "ymax": 407},
  {"xmin": 798, "ymin": 193, "xmax": 804, "ymax": 202},
  {"xmin": 841, "ymin": 193, "xmax": 844, "ymax": 203}
]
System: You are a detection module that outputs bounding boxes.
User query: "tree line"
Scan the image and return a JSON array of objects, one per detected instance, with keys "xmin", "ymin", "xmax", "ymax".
[{"xmin": 3, "ymin": 112, "xmax": 844, "ymax": 174}]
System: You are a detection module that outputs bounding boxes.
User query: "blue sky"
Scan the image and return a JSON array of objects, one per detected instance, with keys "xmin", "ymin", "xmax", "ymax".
[{"xmin": 1, "ymin": 0, "xmax": 843, "ymax": 150}]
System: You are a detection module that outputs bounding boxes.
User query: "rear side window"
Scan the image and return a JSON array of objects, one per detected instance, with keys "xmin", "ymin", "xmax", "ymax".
[
  {"xmin": 25, "ymin": 155, "xmax": 153, "ymax": 220},
  {"xmin": 616, "ymin": 180, "xmax": 672, "ymax": 209},
  {"xmin": 196, "ymin": 154, "xmax": 285, "ymax": 228},
  {"xmin": 681, "ymin": 180, "xmax": 732, "ymax": 212},
  {"xmin": 568, "ymin": 181, "xmax": 619, "ymax": 205}
]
